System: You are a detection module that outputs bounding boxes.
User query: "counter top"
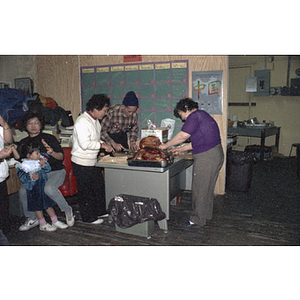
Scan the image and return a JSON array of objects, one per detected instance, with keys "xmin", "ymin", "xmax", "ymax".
[
  {"xmin": 228, "ymin": 125, "xmax": 280, "ymax": 137},
  {"xmin": 96, "ymin": 157, "xmax": 192, "ymax": 173}
]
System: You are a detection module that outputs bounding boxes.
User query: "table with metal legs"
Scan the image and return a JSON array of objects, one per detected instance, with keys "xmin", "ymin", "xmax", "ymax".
[
  {"xmin": 96, "ymin": 158, "xmax": 193, "ymax": 231},
  {"xmin": 228, "ymin": 126, "xmax": 281, "ymax": 160}
]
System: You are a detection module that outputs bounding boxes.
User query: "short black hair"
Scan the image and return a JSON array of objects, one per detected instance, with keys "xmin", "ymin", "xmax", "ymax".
[
  {"xmin": 22, "ymin": 112, "xmax": 45, "ymax": 132},
  {"xmin": 19, "ymin": 141, "xmax": 40, "ymax": 159},
  {"xmin": 174, "ymin": 98, "xmax": 199, "ymax": 118},
  {"xmin": 86, "ymin": 94, "xmax": 110, "ymax": 111}
]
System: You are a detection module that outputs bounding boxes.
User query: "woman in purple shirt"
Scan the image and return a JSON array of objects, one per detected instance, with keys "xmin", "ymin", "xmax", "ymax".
[{"xmin": 159, "ymin": 98, "xmax": 224, "ymax": 227}]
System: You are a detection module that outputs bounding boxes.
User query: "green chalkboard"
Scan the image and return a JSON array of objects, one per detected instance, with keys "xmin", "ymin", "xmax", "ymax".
[
  {"xmin": 172, "ymin": 67, "xmax": 187, "ymax": 82},
  {"xmin": 156, "ymin": 98, "xmax": 171, "ymax": 111},
  {"xmin": 139, "ymin": 85, "xmax": 154, "ymax": 98},
  {"xmin": 139, "ymin": 69, "xmax": 154, "ymax": 84},
  {"xmin": 156, "ymin": 84, "xmax": 171, "ymax": 98},
  {"xmin": 125, "ymin": 70, "xmax": 139, "ymax": 84},
  {"xmin": 82, "ymin": 71, "xmax": 95, "ymax": 86},
  {"xmin": 96, "ymin": 71, "xmax": 109, "ymax": 85},
  {"xmin": 80, "ymin": 60, "xmax": 188, "ymax": 139},
  {"xmin": 139, "ymin": 98, "xmax": 155, "ymax": 111}
]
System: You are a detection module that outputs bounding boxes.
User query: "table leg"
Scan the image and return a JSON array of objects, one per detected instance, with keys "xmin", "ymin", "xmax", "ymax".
[
  {"xmin": 260, "ymin": 130, "xmax": 266, "ymax": 161},
  {"xmin": 157, "ymin": 219, "xmax": 168, "ymax": 232},
  {"xmin": 275, "ymin": 127, "xmax": 280, "ymax": 151}
]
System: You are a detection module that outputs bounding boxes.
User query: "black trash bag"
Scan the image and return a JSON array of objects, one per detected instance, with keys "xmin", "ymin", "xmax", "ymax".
[
  {"xmin": 108, "ymin": 194, "xmax": 166, "ymax": 228},
  {"xmin": 227, "ymin": 150, "xmax": 255, "ymax": 165},
  {"xmin": 226, "ymin": 150, "xmax": 255, "ymax": 192}
]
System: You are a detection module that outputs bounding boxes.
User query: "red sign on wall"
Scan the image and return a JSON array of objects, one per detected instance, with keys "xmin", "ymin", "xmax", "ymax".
[{"xmin": 123, "ymin": 55, "xmax": 142, "ymax": 63}]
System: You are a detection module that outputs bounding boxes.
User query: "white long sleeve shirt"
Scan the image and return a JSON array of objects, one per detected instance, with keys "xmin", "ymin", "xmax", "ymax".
[{"xmin": 71, "ymin": 112, "xmax": 103, "ymax": 166}]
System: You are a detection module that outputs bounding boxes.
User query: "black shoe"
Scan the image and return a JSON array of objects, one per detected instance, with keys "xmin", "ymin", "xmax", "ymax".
[{"xmin": 182, "ymin": 221, "xmax": 198, "ymax": 228}]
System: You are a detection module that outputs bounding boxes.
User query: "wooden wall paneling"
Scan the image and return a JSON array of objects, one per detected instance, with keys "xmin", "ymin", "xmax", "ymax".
[{"xmin": 37, "ymin": 55, "xmax": 81, "ymax": 119}]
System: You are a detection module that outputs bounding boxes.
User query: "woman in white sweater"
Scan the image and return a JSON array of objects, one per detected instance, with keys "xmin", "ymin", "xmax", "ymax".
[
  {"xmin": 0, "ymin": 114, "xmax": 13, "ymax": 244},
  {"xmin": 71, "ymin": 94, "xmax": 114, "ymax": 224}
]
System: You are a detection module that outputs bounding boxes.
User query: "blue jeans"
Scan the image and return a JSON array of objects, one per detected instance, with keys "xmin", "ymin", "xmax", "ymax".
[{"xmin": 19, "ymin": 169, "xmax": 71, "ymax": 219}]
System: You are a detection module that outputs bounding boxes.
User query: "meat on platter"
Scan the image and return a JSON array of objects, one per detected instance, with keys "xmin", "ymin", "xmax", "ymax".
[
  {"xmin": 132, "ymin": 136, "xmax": 169, "ymax": 161},
  {"xmin": 139, "ymin": 135, "xmax": 161, "ymax": 149}
]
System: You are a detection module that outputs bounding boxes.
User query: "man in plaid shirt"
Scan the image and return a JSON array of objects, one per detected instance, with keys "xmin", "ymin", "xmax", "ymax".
[{"xmin": 100, "ymin": 91, "xmax": 139, "ymax": 152}]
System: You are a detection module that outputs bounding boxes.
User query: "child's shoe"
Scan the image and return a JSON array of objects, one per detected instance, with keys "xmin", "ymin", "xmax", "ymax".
[
  {"xmin": 52, "ymin": 220, "xmax": 68, "ymax": 229},
  {"xmin": 40, "ymin": 223, "xmax": 57, "ymax": 232}
]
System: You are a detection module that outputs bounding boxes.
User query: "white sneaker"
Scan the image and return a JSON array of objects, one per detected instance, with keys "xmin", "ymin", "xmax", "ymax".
[
  {"xmin": 90, "ymin": 218, "xmax": 104, "ymax": 225},
  {"xmin": 65, "ymin": 207, "xmax": 75, "ymax": 227},
  {"xmin": 40, "ymin": 223, "xmax": 57, "ymax": 232},
  {"xmin": 19, "ymin": 218, "xmax": 39, "ymax": 231},
  {"xmin": 98, "ymin": 213, "xmax": 109, "ymax": 218},
  {"xmin": 53, "ymin": 220, "xmax": 68, "ymax": 229}
]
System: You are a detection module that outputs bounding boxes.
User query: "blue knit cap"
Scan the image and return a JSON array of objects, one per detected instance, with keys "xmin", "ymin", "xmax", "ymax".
[{"xmin": 122, "ymin": 91, "xmax": 138, "ymax": 107}]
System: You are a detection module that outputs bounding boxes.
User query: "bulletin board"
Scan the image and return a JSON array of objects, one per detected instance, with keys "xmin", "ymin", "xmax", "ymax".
[{"xmin": 80, "ymin": 60, "xmax": 189, "ymax": 138}]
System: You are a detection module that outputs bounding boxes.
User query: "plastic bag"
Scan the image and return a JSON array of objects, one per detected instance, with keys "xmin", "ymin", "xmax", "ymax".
[
  {"xmin": 161, "ymin": 118, "xmax": 175, "ymax": 140},
  {"xmin": 108, "ymin": 194, "xmax": 166, "ymax": 228},
  {"xmin": 227, "ymin": 150, "xmax": 255, "ymax": 165},
  {"xmin": 147, "ymin": 120, "xmax": 156, "ymax": 130}
]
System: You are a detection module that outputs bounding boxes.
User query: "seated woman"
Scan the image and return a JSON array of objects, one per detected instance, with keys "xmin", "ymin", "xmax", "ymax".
[{"xmin": 17, "ymin": 112, "xmax": 75, "ymax": 231}]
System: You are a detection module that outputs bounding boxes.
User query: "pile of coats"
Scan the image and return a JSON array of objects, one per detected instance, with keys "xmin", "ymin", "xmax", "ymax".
[{"xmin": 0, "ymin": 88, "xmax": 72, "ymax": 130}]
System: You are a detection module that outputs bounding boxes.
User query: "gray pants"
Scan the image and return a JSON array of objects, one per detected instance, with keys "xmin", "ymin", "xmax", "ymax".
[
  {"xmin": 190, "ymin": 144, "xmax": 224, "ymax": 226},
  {"xmin": 19, "ymin": 169, "xmax": 71, "ymax": 219}
]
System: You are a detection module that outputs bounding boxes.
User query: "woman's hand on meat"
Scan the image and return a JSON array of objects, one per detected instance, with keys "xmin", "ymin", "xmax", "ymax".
[
  {"xmin": 111, "ymin": 141, "xmax": 125, "ymax": 152},
  {"xmin": 130, "ymin": 141, "xmax": 139, "ymax": 151},
  {"xmin": 102, "ymin": 143, "xmax": 114, "ymax": 153},
  {"xmin": 158, "ymin": 143, "xmax": 168, "ymax": 151},
  {"xmin": 169, "ymin": 147, "xmax": 180, "ymax": 155}
]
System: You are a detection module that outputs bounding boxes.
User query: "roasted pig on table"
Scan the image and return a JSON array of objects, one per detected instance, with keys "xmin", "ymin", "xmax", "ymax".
[
  {"xmin": 132, "ymin": 136, "xmax": 168, "ymax": 161},
  {"xmin": 139, "ymin": 135, "xmax": 161, "ymax": 149}
]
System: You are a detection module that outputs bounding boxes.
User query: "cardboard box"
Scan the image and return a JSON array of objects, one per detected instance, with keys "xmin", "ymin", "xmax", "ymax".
[{"xmin": 141, "ymin": 127, "xmax": 168, "ymax": 143}]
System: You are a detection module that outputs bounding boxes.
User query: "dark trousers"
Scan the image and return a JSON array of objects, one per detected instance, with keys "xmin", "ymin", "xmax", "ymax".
[
  {"xmin": 0, "ymin": 181, "xmax": 10, "ymax": 234},
  {"xmin": 72, "ymin": 162, "xmax": 106, "ymax": 223}
]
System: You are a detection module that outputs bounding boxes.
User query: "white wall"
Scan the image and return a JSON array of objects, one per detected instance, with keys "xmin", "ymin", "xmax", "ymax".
[{"xmin": 229, "ymin": 55, "xmax": 300, "ymax": 156}]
